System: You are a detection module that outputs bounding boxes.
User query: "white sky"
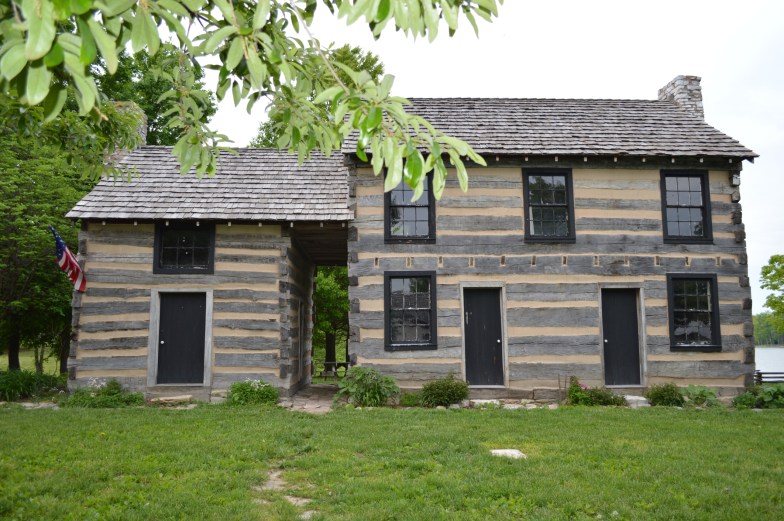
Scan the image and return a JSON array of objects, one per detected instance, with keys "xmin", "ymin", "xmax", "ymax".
[{"xmin": 208, "ymin": 0, "xmax": 784, "ymax": 313}]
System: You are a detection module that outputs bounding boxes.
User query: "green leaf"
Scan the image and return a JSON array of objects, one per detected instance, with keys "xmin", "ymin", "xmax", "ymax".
[
  {"xmin": 432, "ymin": 159, "xmax": 446, "ymax": 199},
  {"xmin": 204, "ymin": 25, "xmax": 237, "ymax": 54},
  {"xmin": 25, "ymin": 61, "xmax": 51, "ymax": 105},
  {"xmin": 253, "ymin": 1, "xmax": 272, "ymax": 30},
  {"xmin": 403, "ymin": 149, "xmax": 424, "ymax": 185},
  {"xmin": 42, "ymin": 86, "xmax": 68, "ymax": 122},
  {"xmin": 375, "ymin": 0, "xmax": 391, "ymax": 22},
  {"xmin": 225, "ymin": 36, "xmax": 244, "ymax": 71},
  {"xmin": 385, "ymin": 145, "xmax": 402, "ymax": 191},
  {"xmin": 313, "ymin": 86, "xmax": 343, "ymax": 105},
  {"xmin": 43, "ymin": 42, "xmax": 64, "ymax": 67},
  {"xmin": 22, "ymin": 0, "xmax": 56, "ymax": 60},
  {"xmin": 76, "ymin": 18, "xmax": 97, "ymax": 65},
  {"xmin": 378, "ymin": 74, "xmax": 394, "ymax": 98},
  {"xmin": 245, "ymin": 51, "xmax": 265, "ymax": 88},
  {"xmin": 94, "ymin": 0, "xmax": 135, "ymax": 17},
  {"xmin": 69, "ymin": 0, "xmax": 93, "ymax": 15},
  {"xmin": 454, "ymin": 156, "xmax": 469, "ymax": 192},
  {"xmin": 87, "ymin": 18, "xmax": 118, "ymax": 74},
  {"xmin": 142, "ymin": 12, "xmax": 161, "ymax": 55},
  {"xmin": 366, "ymin": 106, "xmax": 382, "ymax": 130},
  {"xmin": 0, "ymin": 43, "xmax": 27, "ymax": 81}
]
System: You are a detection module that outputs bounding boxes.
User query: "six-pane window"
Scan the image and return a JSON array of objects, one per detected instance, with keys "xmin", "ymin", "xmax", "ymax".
[
  {"xmin": 384, "ymin": 272, "xmax": 437, "ymax": 350},
  {"xmin": 154, "ymin": 223, "xmax": 214, "ymax": 274},
  {"xmin": 385, "ymin": 177, "xmax": 435, "ymax": 242},
  {"xmin": 661, "ymin": 171, "xmax": 712, "ymax": 242},
  {"xmin": 667, "ymin": 275, "xmax": 721, "ymax": 351},
  {"xmin": 523, "ymin": 171, "xmax": 575, "ymax": 241}
]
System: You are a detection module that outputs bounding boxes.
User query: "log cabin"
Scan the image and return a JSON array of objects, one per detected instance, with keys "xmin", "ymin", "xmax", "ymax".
[{"xmin": 66, "ymin": 76, "xmax": 757, "ymax": 400}]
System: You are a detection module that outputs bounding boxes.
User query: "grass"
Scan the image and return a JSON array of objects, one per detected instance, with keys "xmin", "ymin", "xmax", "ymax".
[
  {"xmin": 0, "ymin": 350, "xmax": 60, "ymax": 374},
  {"xmin": 0, "ymin": 406, "xmax": 782, "ymax": 520}
]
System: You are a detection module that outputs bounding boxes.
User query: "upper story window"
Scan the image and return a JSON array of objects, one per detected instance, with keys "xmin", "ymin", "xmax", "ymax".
[
  {"xmin": 667, "ymin": 274, "xmax": 721, "ymax": 352},
  {"xmin": 384, "ymin": 271, "xmax": 437, "ymax": 351},
  {"xmin": 154, "ymin": 223, "xmax": 215, "ymax": 274},
  {"xmin": 385, "ymin": 176, "xmax": 435, "ymax": 243},
  {"xmin": 660, "ymin": 171, "xmax": 712, "ymax": 243},
  {"xmin": 523, "ymin": 170, "xmax": 575, "ymax": 242}
]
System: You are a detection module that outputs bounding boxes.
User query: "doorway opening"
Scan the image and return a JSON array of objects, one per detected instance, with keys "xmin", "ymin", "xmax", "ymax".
[{"xmin": 311, "ymin": 265, "xmax": 350, "ymax": 380}]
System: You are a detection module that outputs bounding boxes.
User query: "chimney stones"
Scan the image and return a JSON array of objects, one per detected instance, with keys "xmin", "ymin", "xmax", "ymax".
[{"xmin": 658, "ymin": 75, "xmax": 704, "ymax": 119}]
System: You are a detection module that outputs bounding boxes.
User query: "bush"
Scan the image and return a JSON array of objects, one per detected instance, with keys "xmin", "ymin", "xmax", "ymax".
[
  {"xmin": 226, "ymin": 379, "xmax": 279, "ymax": 405},
  {"xmin": 645, "ymin": 383, "xmax": 685, "ymax": 407},
  {"xmin": 59, "ymin": 379, "xmax": 144, "ymax": 408},
  {"xmin": 399, "ymin": 391, "xmax": 422, "ymax": 407},
  {"xmin": 733, "ymin": 384, "xmax": 784, "ymax": 409},
  {"xmin": 421, "ymin": 374, "xmax": 469, "ymax": 407},
  {"xmin": 0, "ymin": 370, "xmax": 66, "ymax": 401},
  {"xmin": 567, "ymin": 376, "xmax": 627, "ymax": 406},
  {"xmin": 334, "ymin": 366, "xmax": 399, "ymax": 407},
  {"xmin": 680, "ymin": 385, "xmax": 720, "ymax": 408}
]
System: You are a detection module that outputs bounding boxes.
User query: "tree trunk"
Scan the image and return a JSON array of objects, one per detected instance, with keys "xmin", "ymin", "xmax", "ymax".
[
  {"xmin": 324, "ymin": 331, "xmax": 336, "ymax": 373},
  {"xmin": 7, "ymin": 319, "xmax": 21, "ymax": 371},
  {"xmin": 59, "ymin": 327, "xmax": 70, "ymax": 374}
]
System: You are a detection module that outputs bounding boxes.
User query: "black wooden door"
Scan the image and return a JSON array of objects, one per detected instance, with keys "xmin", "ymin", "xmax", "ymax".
[
  {"xmin": 601, "ymin": 289, "xmax": 641, "ymax": 386},
  {"xmin": 157, "ymin": 293, "xmax": 206, "ymax": 384},
  {"xmin": 464, "ymin": 288, "xmax": 504, "ymax": 386}
]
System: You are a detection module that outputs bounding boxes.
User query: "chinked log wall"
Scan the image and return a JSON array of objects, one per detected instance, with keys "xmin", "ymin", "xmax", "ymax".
[
  {"xmin": 70, "ymin": 223, "xmax": 290, "ymax": 393},
  {"xmin": 347, "ymin": 160, "xmax": 754, "ymax": 392}
]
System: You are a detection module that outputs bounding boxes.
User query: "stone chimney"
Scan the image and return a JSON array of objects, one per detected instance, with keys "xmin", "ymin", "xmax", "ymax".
[{"xmin": 658, "ymin": 75, "xmax": 704, "ymax": 119}]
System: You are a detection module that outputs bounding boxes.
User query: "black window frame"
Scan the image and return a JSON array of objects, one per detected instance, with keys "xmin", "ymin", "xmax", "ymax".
[
  {"xmin": 523, "ymin": 169, "xmax": 576, "ymax": 243},
  {"xmin": 153, "ymin": 222, "xmax": 215, "ymax": 275},
  {"xmin": 666, "ymin": 273, "xmax": 721, "ymax": 352},
  {"xmin": 384, "ymin": 271, "xmax": 438, "ymax": 351},
  {"xmin": 384, "ymin": 174, "xmax": 436, "ymax": 244},
  {"xmin": 660, "ymin": 170, "xmax": 713, "ymax": 243}
]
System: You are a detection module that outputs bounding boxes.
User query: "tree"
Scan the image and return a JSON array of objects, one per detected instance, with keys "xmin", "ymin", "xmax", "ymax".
[
  {"xmin": 0, "ymin": 1, "xmax": 502, "ymax": 194},
  {"xmin": 312, "ymin": 266, "xmax": 349, "ymax": 374},
  {"xmin": 753, "ymin": 312, "xmax": 784, "ymax": 346},
  {"xmin": 0, "ymin": 97, "xmax": 92, "ymax": 373},
  {"xmin": 250, "ymin": 43, "xmax": 384, "ymax": 148},
  {"xmin": 761, "ymin": 255, "xmax": 784, "ymax": 332},
  {"xmin": 95, "ymin": 45, "xmax": 217, "ymax": 145}
]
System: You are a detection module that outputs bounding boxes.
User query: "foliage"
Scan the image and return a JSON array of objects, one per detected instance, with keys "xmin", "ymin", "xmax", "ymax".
[
  {"xmin": 310, "ymin": 266, "xmax": 349, "ymax": 373},
  {"xmin": 566, "ymin": 376, "xmax": 627, "ymax": 406},
  {"xmin": 0, "ymin": 1, "xmax": 503, "ymax": 192},
  {"xmin": 420, "ymin": 373, "xmax": 469, "ymax": 407},
  {"xmin": 59, "ymin": 379, "xmax": 144, "ymax": 408},
  {"xmin": 226, "ymin": 379, "xmax": 280, "ymax": 406},
  {"xmin": 95, "ymin": 45, "xmax": 217, "ymax": 146},
  {"xmin": 753, "ymin": 311, "xmax": 784, "ymax": 345},
  {"xmin": 761, "ymin": 255, "xmax": 784, "ymax": 327},
  {"xmin": 398, "ymin": 391, "xmax": 422, "ymax": 407},
  {"xmin": 644, "ymin": 383, "xmax": 685, "ymax": 407},
  {"xmin": 0, "ymin": 370, "xmax": 65, "ymax": 401},
  {"xmin": 733, "ymin": 384, "xmax": 784, "ymax": 409},
  {"xmin": 334, "ymin": 366, "xmax": 399, "ymax": 407},
  {"xmin": 250, "ymin": 43, "xmax": 383, "ymax": 148},
  {"xmin": 680, "ymin": 385, "xmax": 720, "ymax": 408}
]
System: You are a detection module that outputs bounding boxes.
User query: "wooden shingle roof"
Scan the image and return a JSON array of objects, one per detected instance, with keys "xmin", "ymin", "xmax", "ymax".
[
  {"xmin": 67, "ymin": 147, "xmax": 353, "ymax": 221},
  {"xmin": 344, "ymin": 98, "xmax": 757, "ymax": 159}
]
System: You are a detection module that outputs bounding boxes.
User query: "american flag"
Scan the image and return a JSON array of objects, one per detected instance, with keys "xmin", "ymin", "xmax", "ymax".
[{"xmin": 49, "ymin": 225, "xmax": 86, "ymax": 292}]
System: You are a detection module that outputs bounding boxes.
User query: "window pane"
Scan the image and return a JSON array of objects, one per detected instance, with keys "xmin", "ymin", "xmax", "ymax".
[
  {"xmin": 671, "ymin": 278, "xmax": 714, "ymax": 346},
  {"xmin": 677, "ymin": 177, "xmax": 690, "ymax": 191},
  {"xmin": 192, "ymin": 248, "xmax": 209, "ymax": 267},
  {"xmin": 689, "ymin": 177, "xmax": 702, "ymax": 191},
  {"xmin": 160, "ymin": 247, "xmax": 177, "ymax": 267}
]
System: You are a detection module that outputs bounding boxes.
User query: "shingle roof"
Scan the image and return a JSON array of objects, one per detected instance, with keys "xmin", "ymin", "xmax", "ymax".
[
  {"xmin": 343, "ymin": 98, "xmax": 757, "ymax": 159},
  {"xmin": 67, "ymin": 147, "xmax": 353, "ymax": 221}
]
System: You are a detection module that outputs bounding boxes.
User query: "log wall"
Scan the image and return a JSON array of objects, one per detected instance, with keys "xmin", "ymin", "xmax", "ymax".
[
  {"xmin": 70, "ymin": 222, "xmax": 291, "ymax": 395},
  {"xmin": 347, "ymin": 161, "xmax": 754, "ymax": 393}
]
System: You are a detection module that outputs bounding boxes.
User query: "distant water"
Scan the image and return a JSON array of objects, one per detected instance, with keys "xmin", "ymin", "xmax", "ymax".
[{"xmin": 755, "ymin": 347, "xmax": 784, "ymax": 372}]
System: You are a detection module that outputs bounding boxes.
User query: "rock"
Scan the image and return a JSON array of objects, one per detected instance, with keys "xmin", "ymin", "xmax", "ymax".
[
  {"xmin": 174, "ymin": 404, "xmax": 198, "ymax": 410},
  {"xmin": 284, "ymin": 496, "xmax": 312, "ymax": 507},
  {"xmin": 502, "ymin": 404, "xmax": 523, "ymax": 410},
  {"xmin": 519, "ymin": 399, "xmax": 533, "ymax": 405},
  {"xmin": 624, "ymin": 395, "xmax": 650, "ymax": 409},
  {"xmin": 490, "ymin": 449, "xmax": 527, "ymax": 459},
  {"xmin": 449, "ymin": 403, "xmax": 461, "ymax": 409},
  {"xmin": 525, "ymin": 403, "xmax": 538, "ymax": 409},
  {"xmin": 436, "ymin": 406, "xmax": 446, "ymax": 410},
  {"xmin": 150, "ymin": 395, "xmax": 192, "ymax": 404},
  {"xmin": 547, "ymin": 403, "xmax": 558, "ymax": 410},
  {"xmin": 470, "ymin": 399, "xmax": 501, "ymax": 408},
  {"xmin": 460, "ymin": 399, "xmax": 471, "ymax": 408},
  {"xmin": 299, "ymin": 511, "xmax": 318, "ymax": 520}
]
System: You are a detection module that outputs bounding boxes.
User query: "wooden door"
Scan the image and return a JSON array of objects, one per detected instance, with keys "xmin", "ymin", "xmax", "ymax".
[
  {"xmin": 157, "ymin": 293, "xmax": 206, "ymax": 384},
  {"xmin": 601, "ymin": 289, "xmax": 641, "ymax": 386},
  {"xmin": 464, "ymin": 288, "xmax": 504, "ymax": 386}
]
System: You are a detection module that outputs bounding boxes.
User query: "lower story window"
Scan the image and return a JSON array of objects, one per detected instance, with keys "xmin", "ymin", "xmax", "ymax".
[
  {"xmin": 384, "ymin": 271, "xmax": 437, "ymax": 351},
  {"xmin": 667, "ymin": 274, "xmax": 721, "ymax": 351}
]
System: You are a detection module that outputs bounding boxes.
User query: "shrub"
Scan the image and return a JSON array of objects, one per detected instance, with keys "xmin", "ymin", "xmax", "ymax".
[
  {"xmin": 399, "ymin": 391, "xmax": 422, "ymax": 407},
  {"xmin": 645, "ymin": 383, "xmax": 685, "ymax": 407},
  {"xmin": 733, "ymin": 384, "xmax": 784, "ymax": 409},
  {"xmin": 421, "ymin": 374, "xmax": 469, "ymax": 407},
  {"xmin": 0, "ymin": 370, "xmax": 66, "ymax": 401},
  {"xmin": 334, "ymin": 366, "xmax": 399, "ymax": 407},
  {"xmin": 59, "ymin": 379, "xmax": 144, "ymax": 408},
  {"xmin": 567, "ymin": 376, "xmax": 627, "ymax": 406},
  {"xmin": 226, "ymin": 379, "xmax": 279, "ymax": 406},
  {"xmin": 680, "ymin": 385, "xmax": 720, "ymax": 408}
]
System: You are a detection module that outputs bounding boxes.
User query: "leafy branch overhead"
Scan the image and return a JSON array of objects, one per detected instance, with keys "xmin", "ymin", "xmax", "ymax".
[{"xmin": 0, "ymin": 0, "xmax": 503, "ymax": 196}]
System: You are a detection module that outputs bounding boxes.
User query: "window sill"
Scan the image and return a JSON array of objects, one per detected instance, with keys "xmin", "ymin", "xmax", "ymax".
[
  {"xmin": 384, "ymin": 237, "xmax": 436, "ymax": 244},
  {"xmin": 670, "ymin": 345, "xmax": 721, "ymax": 352},
  {"xmin": 524, "ymin": 237, "xmax": 576, "ymax": 244},
  {"xmin": 663, "ymin": 237, "xmax": 713, "ymax": 245},
  {"xmin": 384, "ymin": 344, "xmax": 438, "ymax": 352}
]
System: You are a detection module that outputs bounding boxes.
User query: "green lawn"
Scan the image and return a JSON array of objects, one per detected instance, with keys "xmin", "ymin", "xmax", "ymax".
[
  {"xmin": 0, "ymin": 350, "xmax": 60, "ymax": 374},
  {"xmin": 0, "ymin": 405, "xmax": 781, "ymax": 520}
]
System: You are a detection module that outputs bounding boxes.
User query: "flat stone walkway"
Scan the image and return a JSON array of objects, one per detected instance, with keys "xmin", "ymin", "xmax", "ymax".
[{"xmin": 279, "ymin": 384, "xmax": 338, "ymax": 414}]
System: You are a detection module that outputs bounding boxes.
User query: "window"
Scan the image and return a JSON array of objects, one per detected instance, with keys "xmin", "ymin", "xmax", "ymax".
[
  {"xmin": 154, "ymin": 223, "xmax": 215, "ymax": 274},
  {"xmin": 384, "ymin": 175, "xmax": 435, "ymax": 242},
  {"xmin": 523, "ymin": 170, "xmax": 575, "ymax": 242},
  {"xmin": 667, "ymin": 274, "xmax": 721, "ymax": 351},
  {"xmin": 661, "ymin": 171, "xmax": 712, "ymax": 242},
  {"xmin": 384, "ymin": 271, "xmax": 437, "ymax": 351}
]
